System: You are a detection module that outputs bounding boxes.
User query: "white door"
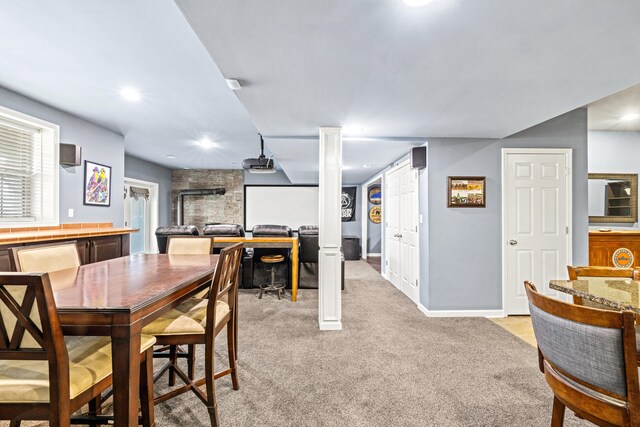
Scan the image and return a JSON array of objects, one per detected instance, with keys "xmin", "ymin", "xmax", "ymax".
[
  {"xmin": 385, "ymin": 162, "xmax": 420, "ymax": 303},
  {"xmin": 504, "ymin": 150, "xmax": 572, "ymax": 315}
]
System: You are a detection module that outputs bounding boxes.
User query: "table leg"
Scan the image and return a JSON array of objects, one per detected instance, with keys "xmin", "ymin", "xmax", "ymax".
[
  {"xmin": 112, "ymin": 324, "xmax": 141, "ymax": 427},
  {"xmin": 291, "ymin": 238, "xmax": 299, "ymax": 302}
]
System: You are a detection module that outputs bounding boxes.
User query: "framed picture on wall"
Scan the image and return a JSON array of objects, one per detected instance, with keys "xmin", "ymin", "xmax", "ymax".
[
  {"xmin": 83, "ymin": 160, "xmax": 111, "ymax": 207},
  {"xmin": 448, "ymin": 176, "xmax": 486, "ymax": 208}
]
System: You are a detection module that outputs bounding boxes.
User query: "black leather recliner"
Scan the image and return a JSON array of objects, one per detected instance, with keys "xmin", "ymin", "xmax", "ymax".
[
  {"xmin": 252, "ymin": 224, "xmax": 292, "ymax": 289},
  {"xmin": 155, "ymin": 225, "xmax": 199, "ymax": 254},
  {"xmin": 203, "ymin": 224, "xmax": 253, "ymax": 289},
  {"xmin": 298, "ymin": 225, "xmax": 345, "ymax": 290}
]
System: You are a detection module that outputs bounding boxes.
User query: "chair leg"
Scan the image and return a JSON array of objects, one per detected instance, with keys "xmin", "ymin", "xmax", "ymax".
[
  {"xmin": 188, "ymin": 344, "xmax": 196, "ymax": 379},
  {"xmin": 169, "ymin": 345, "xmax": 177, "ymax": 386},
  {"xmin": 140, "ymin": 347, "xmax": 156, "ymax": 427},
  {"xmin": 9, "ymin": 420, "xmax": 20, "ymax": 427},
  {"xmin": 551, "ymin": 396, "xmax": 565, "ymax": 427},
  {"xmin": 227, "ymin": 318, "xmax": 239, "ymax": 390}
]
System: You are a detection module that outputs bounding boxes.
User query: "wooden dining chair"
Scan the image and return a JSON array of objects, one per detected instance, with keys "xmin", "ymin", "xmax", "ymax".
[
  {"xmin": 525, "ymin": 281, "xmax": 640, "ymax": 427},
  {"xmin": 0, "ymin": 272, "xmax": 157, "ymax": 427},
  {"xmin": 143, "ymin": 242, "xmax": 243, "ymax": 427},
  {"xmin": 164, "ymin": 235, "xmax": 215, "ymax": 384},
  {"xmin": 567, "ymin": 265, "xmax": 640, "ymax": 308}
]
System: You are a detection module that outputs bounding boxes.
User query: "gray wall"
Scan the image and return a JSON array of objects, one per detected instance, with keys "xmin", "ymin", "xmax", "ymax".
[
  {"xmin": 588, "ymin": 130, "xmax": 640, "ymax": 229},
  {"xmin": 0, "ymin": 86, "xmax": 125, "ymax": 225},
  {"xmin": 424, "ymin": 108, "xmax": 589, "ymax": 310},
  {"xmin": 124, "ymin": 155, "xmax": 173, "ymax": 227}
]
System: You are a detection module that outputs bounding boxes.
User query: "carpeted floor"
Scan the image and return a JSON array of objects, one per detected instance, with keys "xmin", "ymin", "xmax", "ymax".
[{"xmin": 8, "ymin": 261, "xmax": 589, "ymax": 426}]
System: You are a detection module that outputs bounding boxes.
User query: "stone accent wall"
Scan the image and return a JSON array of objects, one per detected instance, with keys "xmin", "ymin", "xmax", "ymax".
[{"xmin": 171, "ymin": 170, "xmax": 244, "ymax": 231}]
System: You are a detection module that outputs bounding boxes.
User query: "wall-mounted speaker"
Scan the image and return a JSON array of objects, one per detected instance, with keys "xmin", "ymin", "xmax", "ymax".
[
  {"xmin": 410, "ymin": 146, "xmax": 426, "ymax": 170},
  {"xmin": 59, "ymin": 143, "xmax": 82, "ymax": 166}
]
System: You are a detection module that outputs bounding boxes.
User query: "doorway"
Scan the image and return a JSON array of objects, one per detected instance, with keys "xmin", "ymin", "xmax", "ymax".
[
  {"xmin": 124, "ymin": 177, "xmax": 159, "ymax": 254},
  {"xmin": 361, "ymin": 174, "xmax": 383, "ymax": 272},
  {"xmin": 502, "ymin": 148, "xmax": 572, "ymax": 315},
  {"xmin": 384, "ymin": 160, "xmax": 420, "ymax": 303}
]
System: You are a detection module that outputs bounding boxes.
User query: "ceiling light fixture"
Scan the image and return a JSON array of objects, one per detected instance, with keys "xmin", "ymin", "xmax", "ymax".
[
  {"xmin": 119, "ymin": 87, "xmax": 141, "ymax": 102},
  {"xmin": 165, "ymin": 154, "xmax": 176, "ymax": 159},
  {"xmin": 620, "ymin": 113, "xmax": 640, "ymax": 121},
  {"xmin": 402, "ymin": 0, "xmax": 434, "ymax": 6},
  {"xmin": 225, "ymin": 79, "xmax": 242, "ymax": 90},
  {"xmin": 198, "ymin": 137, "xmax": 215, "ymax": 148}
]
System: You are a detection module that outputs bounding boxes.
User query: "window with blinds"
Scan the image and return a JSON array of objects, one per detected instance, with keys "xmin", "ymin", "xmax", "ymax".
[
  {"xmin": 0, "ymin": 120, "xmax": 37, "ymax": 219},
  {"xmin": 0, "ymin": 106, "xmax": 59, "ymax": 227}
]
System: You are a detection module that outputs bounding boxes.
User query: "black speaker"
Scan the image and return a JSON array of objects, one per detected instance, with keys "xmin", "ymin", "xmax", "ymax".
[
  {"xmin": 59, "ymin": 143, "xmax": 82, "ymax": 166},
  {"xmin": 410, "ymin": 146, "xmax": 426, "ymax": 170}
]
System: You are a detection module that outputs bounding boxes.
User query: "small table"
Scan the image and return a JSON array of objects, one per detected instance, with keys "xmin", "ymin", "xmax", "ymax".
[
  {"xmin": 549, "ymin": 278, "xmax": 640, "ymax": 314},
  {"xmin": 213, "ymin": 236, "xmax": 300, "ymax": 302},
  {"xmin": 50, "ymin": 253, "xmax": 218, "ymax": 427}
]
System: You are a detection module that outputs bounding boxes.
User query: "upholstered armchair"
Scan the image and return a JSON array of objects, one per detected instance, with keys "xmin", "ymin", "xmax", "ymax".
[{"xmin": 203, "ymin": 224, "xmax": 254, "ymax": 289}]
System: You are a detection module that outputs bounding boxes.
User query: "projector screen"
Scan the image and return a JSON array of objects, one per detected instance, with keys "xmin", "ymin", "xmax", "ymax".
[{"xmin": 245, "ymin": 185, "xmax": 319, "ymax": 231}]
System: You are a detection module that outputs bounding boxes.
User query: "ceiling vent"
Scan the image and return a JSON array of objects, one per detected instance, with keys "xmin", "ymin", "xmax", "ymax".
[{"xmin": 242, "ymin": 134, "xmax": 276, "ymax": 174}]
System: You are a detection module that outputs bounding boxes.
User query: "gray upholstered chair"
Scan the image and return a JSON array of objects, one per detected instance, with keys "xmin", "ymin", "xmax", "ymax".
[
  {"xmin": 525, "ymin": 281, "xmax": 640, "ymax": 426},
  {"xmin": 567, "ymin": 265, "xmax": 640, "ymax": 310}
]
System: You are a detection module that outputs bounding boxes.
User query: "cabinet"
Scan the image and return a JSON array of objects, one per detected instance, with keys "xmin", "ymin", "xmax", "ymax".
[
  {"xmin": 90, "ymin": 235, "xmax": 122, "ymax": 263},
  {"xmin": 589, "ymin": 231, "xmax": 640, "ymax": 267}
]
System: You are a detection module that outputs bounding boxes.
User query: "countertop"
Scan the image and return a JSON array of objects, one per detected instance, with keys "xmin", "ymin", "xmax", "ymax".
[{"xmin": 0, "ymin": 222, "xmax": 138, "ymax": 245}]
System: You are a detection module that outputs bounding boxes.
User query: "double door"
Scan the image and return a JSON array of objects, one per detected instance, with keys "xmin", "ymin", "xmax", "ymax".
[{"xmin": 385, "ymin": 162, "xmax": 420, "ymax": 303}]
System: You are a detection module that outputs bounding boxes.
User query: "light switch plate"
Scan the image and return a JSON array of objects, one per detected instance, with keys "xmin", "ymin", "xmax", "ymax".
[{"xmin": 67, "ymin": 208, "xmax": 74, "ymax": 218}]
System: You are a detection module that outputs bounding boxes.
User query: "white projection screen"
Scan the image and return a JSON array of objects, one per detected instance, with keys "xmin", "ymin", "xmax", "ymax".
[{"xmin": 245, "ymin": 185, "xmax": 319, "ymax": 231}]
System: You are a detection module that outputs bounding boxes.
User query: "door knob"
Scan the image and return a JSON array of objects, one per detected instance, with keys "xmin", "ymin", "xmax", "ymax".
[{"xmin": 509, "ymin": 240, "xmax": 518, "ymax": 246}]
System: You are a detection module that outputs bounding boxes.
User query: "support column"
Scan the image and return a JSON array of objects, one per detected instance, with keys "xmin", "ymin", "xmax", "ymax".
[{"xmin": 318, "ymin": 127, "xmax": 342, "ymax": 330}]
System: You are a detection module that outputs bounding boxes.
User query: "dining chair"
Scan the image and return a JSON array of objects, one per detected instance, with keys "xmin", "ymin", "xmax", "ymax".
[
  {"xmin": 9, "ymin": 241, "xmax": 82, "ymax": 272},
  {"xmin": 143, "ymin": 242, "xmax": 243, "ymax": 427},
  {"xmin": 567, "ymin": 265, "xmax": 640, "ymax": 309},
  {"xmin": 164, "ymin": 235, "xmax": 215, "ymax": 384},
  {"xmin": 0, "ymin": 272, "xmax": 157, "ymax": 427},
  {"xmin": 525, "ymin": 280, "xmax": 640, "ymax": 427}
]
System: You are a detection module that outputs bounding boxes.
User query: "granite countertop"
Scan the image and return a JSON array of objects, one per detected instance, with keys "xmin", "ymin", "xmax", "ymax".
[
  {"xmin": 550, "ymin": 279, "xmax": 640, "ymax": 314},
  {"xmin": 0, "ymin": 222, "xmax": 138, "ymax": 245}
]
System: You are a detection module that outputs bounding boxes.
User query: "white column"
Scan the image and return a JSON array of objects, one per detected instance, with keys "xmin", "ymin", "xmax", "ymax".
[{"xmin": 318, "ymin": 127, "xmax": 342, "ymax": 330}]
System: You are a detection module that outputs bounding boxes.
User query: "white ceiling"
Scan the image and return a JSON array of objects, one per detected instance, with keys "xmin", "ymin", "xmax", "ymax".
[
  {"xmin": 588, "ymin": 83, "xmax": 640, "ymax": 131},
  {"xmin": 176, "ymin": 0, "xmax": 640, "ymax": 140},
  {"xmin": 2, "ymin": 1, "xmax": 640, "ymax": 184},
  {"xmin": 0, "ymin": 1, "xmax": 260, "ymax": 170}
]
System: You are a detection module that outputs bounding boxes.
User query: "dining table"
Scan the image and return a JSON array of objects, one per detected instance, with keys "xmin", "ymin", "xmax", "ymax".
[
  {"xmin": 549, "ymin": 277, "xmax": 640, "ymax": 313},
  {"xmin": 48, "ymin": 253, "xmax": 219, "ymax": 427}
]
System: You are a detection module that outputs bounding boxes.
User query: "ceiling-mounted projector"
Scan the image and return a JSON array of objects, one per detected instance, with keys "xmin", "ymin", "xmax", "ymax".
[{"xmin": 242, "ymin": 134, "xmax": 276, "ymax": 173}]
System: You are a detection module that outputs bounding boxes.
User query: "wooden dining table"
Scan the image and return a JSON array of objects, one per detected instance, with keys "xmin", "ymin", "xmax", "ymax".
[
  {"xmin": 48, "ymin": 253, "xmax": 219, "ymax": 427},
  {"xmin": 550, "ymin": 278, "xmax": 640, "ymax": 313}
]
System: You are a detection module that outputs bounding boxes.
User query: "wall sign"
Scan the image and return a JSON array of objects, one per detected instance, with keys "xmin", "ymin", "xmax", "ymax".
[
  {"xmin": 368, "ymin": 186, "xmax": 381, "ymax": 204},
  {"xmin": 369, "ymin": 206, "xmax": 382, "ymax": 223},
  {"xmin": 341, "ymin": 187, "xmax": 357, "ymax": 222},
  {"xmin": 612, "ymin": 247, "xmax": 634, "ymax": 268}
]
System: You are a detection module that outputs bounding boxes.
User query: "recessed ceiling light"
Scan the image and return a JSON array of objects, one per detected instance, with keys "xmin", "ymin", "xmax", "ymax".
[
  {"xmin": 363, "ymin": 164, "xmax": 371, "ymax": 168},
  {"xmin": 165, "ymin": 154, "xmax": 176, "ymax": 159},
  {"xmin": 119, "ymin": 87, "xmax": 141, "ymax": 102},
  {"xmin": 620, "ymin": 113, "xmax": 640, "ymax": 121},
  {"xmin": 198, "ymin": 137, "xmax": 216, "ymax": 148},
  {"xmin": 403, "ymin": 0, "xmax": 434, "ymax": 6},
  {"xmin": 225, "ymin": 79, "xmax": 242, "ymax": 90}
]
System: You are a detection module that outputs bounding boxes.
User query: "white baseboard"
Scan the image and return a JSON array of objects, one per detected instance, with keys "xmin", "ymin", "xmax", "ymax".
[
  {"xmin": 367, "ymin": 253, "xmax": 381, "ymax": 257},
  {"xmin": 418, "ymin": 303, "xmax": 505, "ymax": 318},
  {"xmin": 319, "ymin": 321, "xmax": 343, "ymax": 331}
]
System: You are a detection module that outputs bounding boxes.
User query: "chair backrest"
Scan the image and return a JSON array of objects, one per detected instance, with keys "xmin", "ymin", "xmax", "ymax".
[
  {"xmin": 524, "ymin": 281, "xmax": 640, "ymax": 425},
  {"xmin": 298, "ymin": 225, "xmax": 319, "ymax": 263},
  {"xmin": 0, "ymin": 272, "xmax": 70, "ymax": 400},
  {"xmin": 567, "ymin": 265, "xmax": 640, "ymax": 281},
  {"xmin": 155, "ymin": 225, "xmax": 200, "ymax": 253},
  {"xmin": 206, "ymin": 242, "xmax": 243, "ymax": 330},
  {"xmin": 166, "ymin": 236, "xmax": 213, "ymax": 255},
  {"xmin": 203, "ymin": 224, "xmax": 245, "ymax": 237},
  {"xmin": 10, "ymin": 242, "xmax": 81, "ymax": 273}
]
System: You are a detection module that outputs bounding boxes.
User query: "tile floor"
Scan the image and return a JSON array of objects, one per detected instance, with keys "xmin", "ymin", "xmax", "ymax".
[{"xmin": 490, "ymin": 316, "xmax": 537, "ymax": 347}]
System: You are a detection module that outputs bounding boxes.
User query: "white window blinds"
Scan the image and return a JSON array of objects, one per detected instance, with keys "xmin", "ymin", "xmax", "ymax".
[{"xmin": 0, "ymin": 119, "xmax": 37, "ymax": 220}]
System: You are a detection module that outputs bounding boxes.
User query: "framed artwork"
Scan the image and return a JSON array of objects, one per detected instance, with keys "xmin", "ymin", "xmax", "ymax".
[
  {"xmin": 368, "ymin": 186, "xmax": 381, "ymax": 204},
  {"xmin": 84, "ymin": 160, "xmax": 111, "ymax": 206},
  {"xmin": 448, "ymin": 176, "xmax": 486, "ymax": 208},
  {"xmin": 369, "ymin": 206, "xmax": 382, "ymax": 223}
]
